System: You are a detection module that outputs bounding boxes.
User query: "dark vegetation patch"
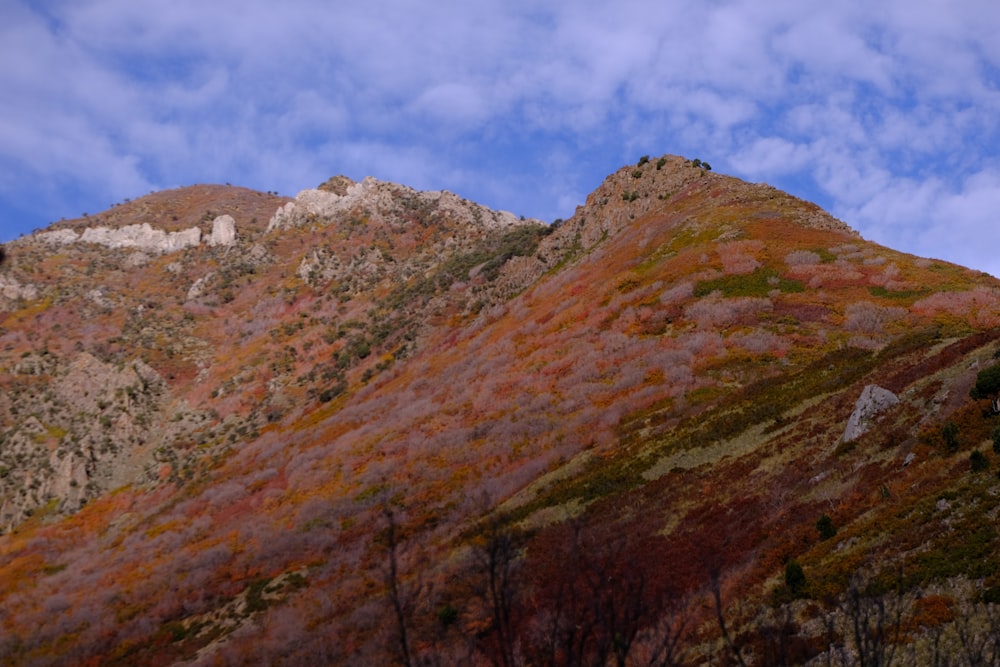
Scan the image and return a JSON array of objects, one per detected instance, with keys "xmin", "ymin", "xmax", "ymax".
[{"xmin": 694, "ymin": 267, "xmax": 804, "ymax": 298}]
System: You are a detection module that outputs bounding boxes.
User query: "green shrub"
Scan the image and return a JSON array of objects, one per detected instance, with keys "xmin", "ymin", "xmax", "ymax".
[
  {"xmin": 971, "ymin": 450, "xmax": 990, "ymax": 472},
  {"xmin": 817, "ymin": 514, "xmax": 837, "ymax": 541},
  {"xmin": 971, "ymin": 365, "xmax": 1000, "ymax": 399},
  {"xmin": 437, "ymin": 603, "xmax": 459, "ymax": 628},
  {"xmin": 693, "ymin": 268, "xmax": 804, "ymax": 298},
  {"xmin": 943, "ymin": 422, "xmax": 960, "ymax": 453},
  {"xmin": 637, "ymin": 155, "xmax": 650, "ymax": 166},
  {"xmin": 983, "ymin": 585, "xmax": 1000, "ymax": 604},
  {"xmin": 318, "ymin": 379, "xmax": 347, "ymax": 403},
  {"xmin": 785, "ymin": 560, "xmax": 806, "ymax": 596},
  {"xmin": 245, "ymin": 577, "xmax": 272, "ymax": 613}
]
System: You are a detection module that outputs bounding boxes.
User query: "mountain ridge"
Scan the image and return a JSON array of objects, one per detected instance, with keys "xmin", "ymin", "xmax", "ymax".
[{"xmin": 1, "ymin": 155, "xmax": 999, "ymax": 665}]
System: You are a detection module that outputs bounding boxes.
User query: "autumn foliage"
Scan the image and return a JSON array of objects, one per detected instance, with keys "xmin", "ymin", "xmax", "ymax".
[{"xmin": 0, "ymin": 158, "xmax": 999, "ymax": 664}]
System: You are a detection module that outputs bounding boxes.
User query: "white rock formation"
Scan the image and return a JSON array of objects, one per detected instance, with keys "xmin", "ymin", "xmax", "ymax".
[
  {"xmin": 843, "ymin": 384, "xmax": 899, "ymax": 442},
  {"xmin": 38, "ymin": 224, "xmax": 203, "ymax": 254},
  {"xmin": 267, "ymin": 201, "xmax": 299, "ymax": 231},
  {"xmin": 267, "ymin": 176, "xmax": 530, "ymax": 232},
  {"xmin": 209, "ymin": 215, "xmax": 238, "ymax": 246}
]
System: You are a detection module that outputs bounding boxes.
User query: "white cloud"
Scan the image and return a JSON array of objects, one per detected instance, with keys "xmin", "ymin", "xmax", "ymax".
[
  {"xmin": 411, "ymin": 83, "xmax": 491, "ymax": 127},
  {"xmin": 730, "ymin": 138, "xmax": 815, "ymax": 177},
  {"xmin": 1, "ymin": 0, "xmax": 1000, "ymax": 278}
]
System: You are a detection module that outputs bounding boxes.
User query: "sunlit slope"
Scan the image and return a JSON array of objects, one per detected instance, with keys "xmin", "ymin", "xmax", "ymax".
[{"xmin": 0, "ymin": 157, "xmax": 998, "ymax": 664}]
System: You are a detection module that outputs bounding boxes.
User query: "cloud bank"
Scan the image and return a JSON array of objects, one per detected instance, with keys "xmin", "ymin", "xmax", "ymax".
[{"xmin": 2, "ymin": 0, "xmax": 1000, "ymax": 275}]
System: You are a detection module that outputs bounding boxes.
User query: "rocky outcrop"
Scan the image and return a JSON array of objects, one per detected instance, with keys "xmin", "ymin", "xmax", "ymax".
[
  {"xmin": 843, "ymin": 384, "xmax": 899, "ymax": 442},
  {"xmin": 267, "ymin": 176, "xmax": 531, "ymax": 232},
  {"xmin": 187, "ymin": 273, "xmax": 215, "ymax": 300},
  {"xmin": 0, "ymin": 352, "xmax": 191, "ymax": 529},
  {"xmin": 34, "ymin": 215, "xmax": 240, "ymax": 254},
  {"xmin": 38, "ymin": 223, "xmax": 203, "ymax": 254},
  {"xmin": 0, "ymin": 273, "xmax": 39, "ymax": 302},
  {"xmin": 209, "ymin": 215, "xmax": 238, "ymax": 246},
  {"xmin": 296, "ymin": 246, "xmax": 390, "ymax": 291}
]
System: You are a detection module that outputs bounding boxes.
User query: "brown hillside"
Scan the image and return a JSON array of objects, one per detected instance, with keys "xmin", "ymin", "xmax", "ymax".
[
  {"xmin": 47, "ymin": 183, "xmax": 291, "ymax": 235},
  {"xmin": 0, "ymin": 157, "xmax": 999, "ymax": 665}
]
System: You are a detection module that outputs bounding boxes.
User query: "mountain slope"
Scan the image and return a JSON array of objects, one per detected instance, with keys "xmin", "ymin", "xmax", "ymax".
[{"xmin": 1, "ymin": 157, "xmax": 999, "ymax": 665}]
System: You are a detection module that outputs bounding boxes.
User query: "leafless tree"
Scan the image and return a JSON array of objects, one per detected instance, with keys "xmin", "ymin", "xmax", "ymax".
[
  {"xmin": 525, "ymin": 521, "xmax": 663, "ymax": 667},
  {"xmin": 710, "ymin": 569, "xmax": 749, "ymax": 667},
  {"xmin": 633, "ymin": 595, "xmax": 691, "ymax": 667},
  {"xmin": 953, "ymin": 600, "xmax": 1000, "ymax": 667},
  {"xmin": 837, "ymin": 569, "xmax": 904, "ymax": 667},
  {"xmin": 381, "ymin": 503, "xmax": 417, "ymax": 667},
  {"xmin": 469, "ymin": 511, "xmax": 523, "ymax": 667}
]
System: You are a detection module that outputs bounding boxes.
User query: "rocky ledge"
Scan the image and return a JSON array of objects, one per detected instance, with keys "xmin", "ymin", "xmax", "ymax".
[{"xmin": 34, "ymin": 215, "xmax": 238, "ymax": 254}]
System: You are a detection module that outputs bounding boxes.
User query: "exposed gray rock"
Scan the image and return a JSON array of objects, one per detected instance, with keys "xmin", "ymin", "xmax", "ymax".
[
  {"xmin": 37, "ymin": 223, "xmax": 203, "ymax": 254},
  {"xmin": 124, "ymin": 252, "xmax": 150, "ymax": 268},
  {"xmin": 843, "ymin": 384, "xmax": 899, "ymax": 442},
  {"xmin": 209, "ymin": 215, "xmax": 238, "ymax": 246},
  {"xmin": 0, "ymin": 274, "xmax": 39, "ymax": 302},
  {"xmin": 86, "ymin": 289, "xmax": 115, "ymax": 310},
  {"xmin": 35, "ymin": 229, "xmax": 79, "ymax": 245},
  {"xmin": 267, "ymin": 177, "xmax": 533, "ymax": 232},
  {"xmin": 267, "ymin": 201, "xmax": 298, "ymax": 231},
  {"xmin": 187, "ymin": 273, "xmax": 216, "ymax": 300}
]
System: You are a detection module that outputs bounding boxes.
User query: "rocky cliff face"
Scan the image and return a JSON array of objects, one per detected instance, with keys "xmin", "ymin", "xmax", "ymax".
[
  {"xmin": 36, "ymin": 213, "xmax": 239, "ymax": 254},
  {"xmin": 0, "ymin": 176, "xmax": 547, "ymax": 527},
  {"xmin": 38, "ymin": 223, "xmax": 203, "ymax": 253}
]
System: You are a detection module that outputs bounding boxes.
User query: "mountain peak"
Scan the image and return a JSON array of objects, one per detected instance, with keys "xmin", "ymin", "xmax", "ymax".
[
  {"xmin": 585, "ymin": 153, "xmax": 855, "ymax": 236},
  {"xmin": 2, "ymin": 159, "xmax": 1000, "ymax": 665}
]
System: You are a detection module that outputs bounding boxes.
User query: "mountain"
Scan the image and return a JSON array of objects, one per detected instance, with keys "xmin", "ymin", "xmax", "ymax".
[{"xmin": 1, "ymin": 155, "xmax": 999, "ymax": 665}]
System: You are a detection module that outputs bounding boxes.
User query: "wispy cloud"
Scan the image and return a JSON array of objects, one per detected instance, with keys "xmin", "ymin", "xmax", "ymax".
[{"xmin": 1, "ymin": 1, "xmax": 999, "ymax": 275}]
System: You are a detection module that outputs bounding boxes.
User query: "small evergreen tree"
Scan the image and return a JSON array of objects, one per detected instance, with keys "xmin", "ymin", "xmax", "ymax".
[
  {"xmin": 785, "ymin": 560, "xmax": 806, "ymax": 596},
  {"xmin": 942, "ymin": 421, "xmax": 960, "ymax": 452},
  {"xmin": 971, "ymin": 365, "xmax": 1000, "ymax": 399},
  {"xmin": 816, "ymin": 514, "xmax": 837, "ymax": 541}
]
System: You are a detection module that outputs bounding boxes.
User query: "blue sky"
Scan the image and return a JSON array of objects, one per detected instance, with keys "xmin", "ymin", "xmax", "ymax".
[{"xmin": 3, "ymin": 1, "xmax": 1000, "ymax": 276}]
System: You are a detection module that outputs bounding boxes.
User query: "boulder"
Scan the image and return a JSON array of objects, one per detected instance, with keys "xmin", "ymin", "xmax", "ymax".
[
  {"xmin": 209, "ymin": 215, "xmax": 238, "ymax": 247},
  {"xmin": 843, "ymin": 384, "xmax": 899, "ymax": 442}
]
